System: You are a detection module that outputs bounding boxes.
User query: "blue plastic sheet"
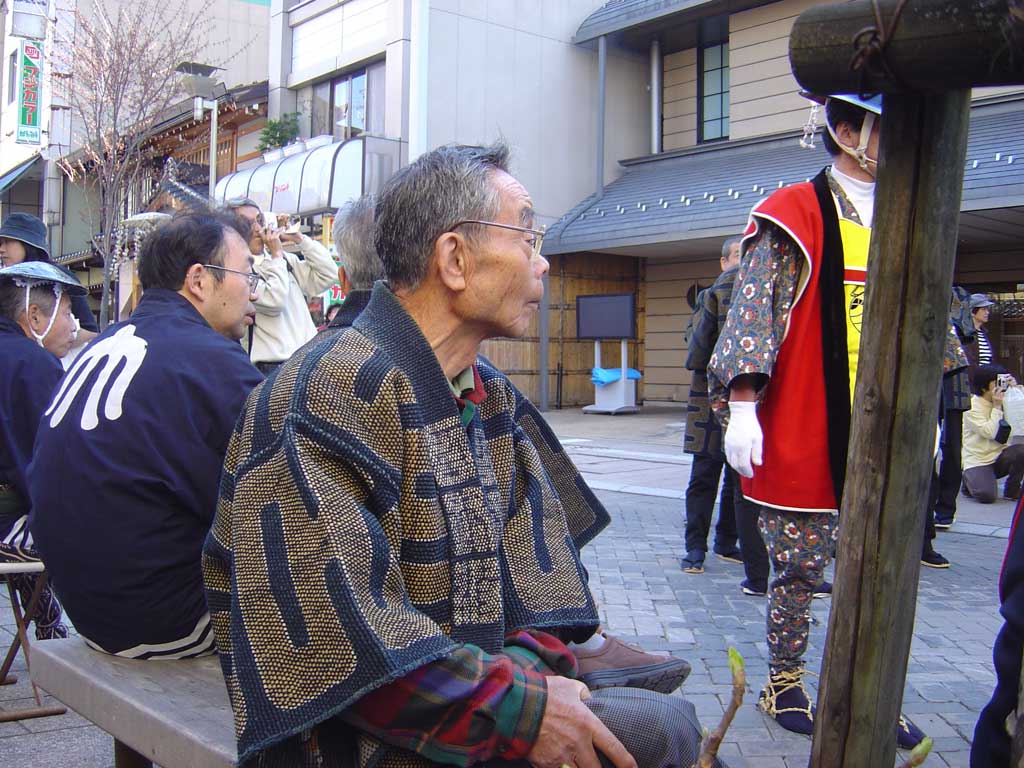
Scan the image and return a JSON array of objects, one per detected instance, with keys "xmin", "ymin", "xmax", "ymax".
[{"xmin": 591, "ymin": 367, "xmax": 642, "ymax": 386}]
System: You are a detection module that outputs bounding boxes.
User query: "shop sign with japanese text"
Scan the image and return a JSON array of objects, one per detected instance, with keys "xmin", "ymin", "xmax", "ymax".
[{"xmin": 17, "ymin": 40, "xmax": 44, "ymax": 145}]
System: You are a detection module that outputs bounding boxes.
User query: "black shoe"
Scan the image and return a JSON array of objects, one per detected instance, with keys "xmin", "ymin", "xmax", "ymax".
[
  {"xmin": 896, "ymin": 714, "xmax": 927, "ymax": 749},
  {"xmin": 934, "ymin": 517, "xmax": 954, "ymax": 530},
  {"xmin": 714, "ymin": 547, "xmax": 743, "ymax": 565},
  {"xmin": 680, "ymin": 551, "xmax": 705, "ymax": 574},
  {"xmin": 813, "ymin": 581, "xmax": 832, "ymax": 599},
  {"xmin": 741, "ymin": 578, "xmax": 767, "ymax": 596},
  {"xmin": 922, "ymin": 547, "xmax": 950, "ymax": 569},
  {"xmin": 1005, "ymin": 485, "xmax": 1022, "ymax": 501}
]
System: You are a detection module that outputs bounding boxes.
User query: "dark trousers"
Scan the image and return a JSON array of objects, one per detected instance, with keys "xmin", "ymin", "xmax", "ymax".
[
  {"xmin": 731, "ymin": 469, "xmax": 770, "ymax": 588},
  {"xmin": 924, "ymin": 470, "xmax": 938, "ymax": 548},
  {"xmin": 934, "ymin": 409, "xmax": 964, "ymax": 523},
  {"xmin": 963, "ymin": 444, "xmax": 1024, "ymax": 503},
  {"xmin": 684, "ymin": 454, "xmax": 737, "ymax": 554}
]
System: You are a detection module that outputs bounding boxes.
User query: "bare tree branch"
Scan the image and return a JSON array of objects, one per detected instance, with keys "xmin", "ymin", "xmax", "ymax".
[{"xmin": 52, "ymin": 0, "xmax": 208, "ymax": 327}]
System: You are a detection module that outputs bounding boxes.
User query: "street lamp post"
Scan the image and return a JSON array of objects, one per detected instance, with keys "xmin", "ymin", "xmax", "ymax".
[
  {"xmin": 193, "ymin": 95, "xmax": 218, "ymax": 198},
  {"xmin": 175, "ymin": 62, "xmax": 226, "ymax": 201}
]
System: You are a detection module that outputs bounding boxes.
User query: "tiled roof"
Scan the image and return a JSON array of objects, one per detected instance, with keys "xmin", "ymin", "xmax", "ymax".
[
  {"xmin": 574, "ymin": 0, "xmax": 716, "ymax": 43},
  {"xmin": 543, "ymin": 100, "xmax": 1024, "ymax": 255}
]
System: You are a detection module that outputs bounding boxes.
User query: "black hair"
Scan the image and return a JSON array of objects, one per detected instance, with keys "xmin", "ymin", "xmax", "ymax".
[
  {"xmin": 20, "ymin": 243, "xmax": 50, "ymax": 263},
  {"xmin": 822, "ymin": 99, "xmax": 869, "ymax": 157},
  {"xmin": 137, "ymin": 211, "xmax": 250, "ymax": 291},
  {"xmin": 972, "ymin": 364, "xmax": 1009, "ymax": 396},
  {"xmin": 0, "ymin": 281, "xmax": 57, "ymax": 323}
]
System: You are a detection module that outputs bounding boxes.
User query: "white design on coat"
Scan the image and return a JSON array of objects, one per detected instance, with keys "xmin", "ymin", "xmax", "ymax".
[{"xmin": 46, "ymin": 325, "xmax": 149, "ymax": 430}]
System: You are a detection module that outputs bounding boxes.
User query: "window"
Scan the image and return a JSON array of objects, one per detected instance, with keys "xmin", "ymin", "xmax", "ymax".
[
  {"xmin": 331, "ymin": 70, "xmax": 367, "ymax": 141},
  {"xmin": 310, "ymin": 61, "xmax": 386, "ymax": 142},
  {"xmin": 311, "ymin": 81, "xmax": 331, "ymax": 137},
  {"xmin": 8, "ymin": 51, "xmax": 17, "ymax": 105},
  {"xmin": 699, "ymin": 16, "xmax": 729, "ymax": 142}
]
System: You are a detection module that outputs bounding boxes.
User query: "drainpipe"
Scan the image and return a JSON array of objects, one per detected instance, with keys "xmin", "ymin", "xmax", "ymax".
[
  {"xmin": 650, "ymin": 39, "xmax": 662, "ymax": 154},
  {"xmin": 596, "ymin": 34, "xmax": 607, "ymax": 189},
  {"xmin": 538, "ymin": 274, "xmax": 549, "ymax": 410},
  {"xmin": 539, "ymin": 36, "xmax": 608, "ymax": 410}
]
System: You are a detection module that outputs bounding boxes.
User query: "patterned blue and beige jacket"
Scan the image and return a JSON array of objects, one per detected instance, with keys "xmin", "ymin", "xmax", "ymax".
[{"xmin": 204, "ymin": 282, "xmax": 609, "ymax": 767}]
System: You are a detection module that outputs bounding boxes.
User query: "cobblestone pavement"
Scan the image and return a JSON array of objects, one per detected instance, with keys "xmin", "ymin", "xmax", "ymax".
[
  {"xmin": 0, "ymin": 400, "xmax": 1010, "ymax": 768},
  {"xmin": 583, "ymin": 490, "xmax": 1003, "ymax": 768},
  {"xmin": 0, "ymin": 486, "xmax": 1003, "ymax": 767}
]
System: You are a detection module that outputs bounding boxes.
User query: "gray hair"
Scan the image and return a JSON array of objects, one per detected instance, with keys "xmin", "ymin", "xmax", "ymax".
[
  {"xmin": 332, "ymin": 195, "xmax": 384, "ymax": 290},
  {"xmin": 0, "ymin": 281, "xmax": 57, "ymax": 323},
  {"xmin": 375, "ymin": 142, "xmax": 511, "ymax": 290},
  {"xmin": 721, "ymin": 236, "xmax": 742, "ymax": 260}
]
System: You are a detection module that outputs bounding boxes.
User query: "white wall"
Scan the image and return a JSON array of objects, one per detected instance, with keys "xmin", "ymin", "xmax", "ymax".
[
  {"xmin": 290, "ymin": 0, "xmax": 388, "ymax": 75},
  {"xmin": 0, "ymin": 12, "xmax": 51, "ymax": 177},
  {"xmin": 423, "ymin": 0, "xmax": 649, "ymax": 225}
]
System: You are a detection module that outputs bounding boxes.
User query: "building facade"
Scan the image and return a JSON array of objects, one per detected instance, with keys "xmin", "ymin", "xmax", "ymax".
[
  {"xmin": 0, "ymin": 0, "xmax": 271, "ymax": 315},
  {"xmin": 250, "ymin": 0, "xmax": 1024, "ymax": 406}
]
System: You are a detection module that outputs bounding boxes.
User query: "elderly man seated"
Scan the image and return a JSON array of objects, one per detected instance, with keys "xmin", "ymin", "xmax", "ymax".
[
  {"xmin": 204, "ymin": 143, "xmax": 722, "ymax": 768},
  {"xmin": 0, "ymin": 261, "xmax": 83, "ymax": 640},
  {"xmin": 30, "ymin": 212, "xmax": 264, "ymax": 659}
]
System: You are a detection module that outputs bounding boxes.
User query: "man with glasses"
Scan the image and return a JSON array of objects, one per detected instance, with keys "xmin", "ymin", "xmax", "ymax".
[
  {"xmin": 29, "ymin": 212, "xmax": 264, "ymax": 659},
  {"xmin": 205, "ymin": 143, "xmax": 720, "ymax": 768},
  {"xmin": 224, "ymin": 196, "xmax": 339, "ymax": 374}
]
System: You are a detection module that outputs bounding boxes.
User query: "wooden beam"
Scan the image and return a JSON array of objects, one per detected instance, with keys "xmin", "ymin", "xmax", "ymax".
[
  {"xmin": 790, "ymin": 0, "xmax": 1024, "ymax": 95},
  {"xmin": 810, "ymin": 89, "xmax": 971, "ymax": 767}
]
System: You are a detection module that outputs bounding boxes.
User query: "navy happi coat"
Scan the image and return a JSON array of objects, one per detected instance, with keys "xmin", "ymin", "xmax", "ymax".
[{"xmin": 28, "ymin": 289, "xmax": 263, "ymax": 655}]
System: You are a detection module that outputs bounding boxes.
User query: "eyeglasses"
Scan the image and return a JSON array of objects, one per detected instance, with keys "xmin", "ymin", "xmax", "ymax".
[
  {"xmin": 202, "ymin": 264, "xmax": 264, "ymax": 295},
  {"xmin": 451, "ymin": 220, "xmax": 546, "ymax": 260}
]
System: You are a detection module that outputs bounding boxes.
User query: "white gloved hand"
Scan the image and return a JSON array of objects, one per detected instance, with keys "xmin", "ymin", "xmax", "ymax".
[{"xmin": 725, "ymin": 400, "xmax": 763, "ymax": 478}]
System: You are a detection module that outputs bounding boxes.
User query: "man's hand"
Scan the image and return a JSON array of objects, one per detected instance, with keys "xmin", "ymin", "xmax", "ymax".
[
  {"xmin": 280, "ymin": 231, "xmax": 303, "ymax": 246},
  {"xmin": 526, "ymin": 676, "xmax": 636, "ymax": 768},
  {"xmin": 261, "ymin": 225, "xmax": 284, "ymax": 258},
  {"xmin": 725, "ymin": 400, "xmax": 763, "ymax": 478}
]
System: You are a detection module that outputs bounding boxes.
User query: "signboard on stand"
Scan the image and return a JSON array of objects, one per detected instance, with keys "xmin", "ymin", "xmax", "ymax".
[{"xmin": 16, "ymin": 40, "xmax": 44, "ymax": 146}]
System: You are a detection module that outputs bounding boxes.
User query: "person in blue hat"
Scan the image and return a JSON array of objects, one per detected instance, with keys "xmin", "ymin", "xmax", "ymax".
[
  {"xmin": 0, "ymin": 261, "xmax": 85, "ymax": 639},
  {"xmin": 706, "ymin": 93, "xmax": 952, "ymax": 747},
  {"xmin": 0, "ymin": 212, "xmax": 98, "ymax": 351}
]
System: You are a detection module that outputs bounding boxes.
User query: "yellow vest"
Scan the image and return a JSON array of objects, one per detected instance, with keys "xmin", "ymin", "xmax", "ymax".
[{"xmin": 840, "ymin": 217, "xmax": 871, "ymax": 400}]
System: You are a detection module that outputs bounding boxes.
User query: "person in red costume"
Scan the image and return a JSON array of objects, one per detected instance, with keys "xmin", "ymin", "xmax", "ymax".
[{"xmin": 708, "ymin": 93, "xmax": 942, "ymax": 748}]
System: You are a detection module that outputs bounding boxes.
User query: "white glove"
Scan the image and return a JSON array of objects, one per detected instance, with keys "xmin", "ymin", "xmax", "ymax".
[{"xmin": 725, "ymin": 400, "xmax": 763, "ymax": 478}]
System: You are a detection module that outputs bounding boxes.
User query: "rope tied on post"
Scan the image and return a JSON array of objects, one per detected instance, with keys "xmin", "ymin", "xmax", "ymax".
[{"xmin": 850, "ymin": 0, "xmax": 911, "ymax": 93}]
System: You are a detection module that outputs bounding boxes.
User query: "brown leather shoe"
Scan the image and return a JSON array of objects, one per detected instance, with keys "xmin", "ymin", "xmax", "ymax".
[{"xmin": 574, "ymin": 633, "xmax": 691, "ymax": 694}]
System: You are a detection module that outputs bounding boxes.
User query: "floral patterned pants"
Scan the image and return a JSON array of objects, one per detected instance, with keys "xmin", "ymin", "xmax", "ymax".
[{"xmin": 758, "ymin": 509, "xmax": 838, "ymax": 672}]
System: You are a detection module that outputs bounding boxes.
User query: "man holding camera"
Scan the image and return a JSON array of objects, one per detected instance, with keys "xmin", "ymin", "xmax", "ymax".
[
  {"xmin": 225, "ymin": 197, "xmax": 338, "ymax": 374},
  {"xmin": 962, "ymin": 365, "xmax": 1024, "ymax": 503}
]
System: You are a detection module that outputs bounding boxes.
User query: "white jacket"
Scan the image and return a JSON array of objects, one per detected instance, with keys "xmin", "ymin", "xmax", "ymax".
[
  {"xmin": 962, "ymin": 395, "xmax": 1006, "ymax": 470},
  {"xmin": 250, "ymin": 236, "xmax": 338, "ymax": 364}
]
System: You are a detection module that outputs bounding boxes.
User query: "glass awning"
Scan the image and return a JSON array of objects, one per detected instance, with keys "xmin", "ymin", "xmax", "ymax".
[{"xmin": 213, "ymin": 137, "xmax": 368, "ymax": 215}]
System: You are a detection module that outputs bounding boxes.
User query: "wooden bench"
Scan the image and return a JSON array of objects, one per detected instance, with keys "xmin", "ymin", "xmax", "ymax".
[{"xmin": 30, "ymin": 638, "xmax": 236, "ymax": 767}]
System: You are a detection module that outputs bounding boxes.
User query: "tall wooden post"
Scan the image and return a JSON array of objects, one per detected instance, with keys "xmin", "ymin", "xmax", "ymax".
[
  {"xmin": 809, "ymin": 89, "xmax": 970, "ymax": 767},
  {"xmin": 786, "ymin": 1, "xmax": 1024, "ymax": 765}
]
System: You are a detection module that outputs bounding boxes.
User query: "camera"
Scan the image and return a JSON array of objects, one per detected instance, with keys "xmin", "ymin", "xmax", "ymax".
[{"xmin": 997, "ymin": 373, "xmax": 1014, "ymax": 393}]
